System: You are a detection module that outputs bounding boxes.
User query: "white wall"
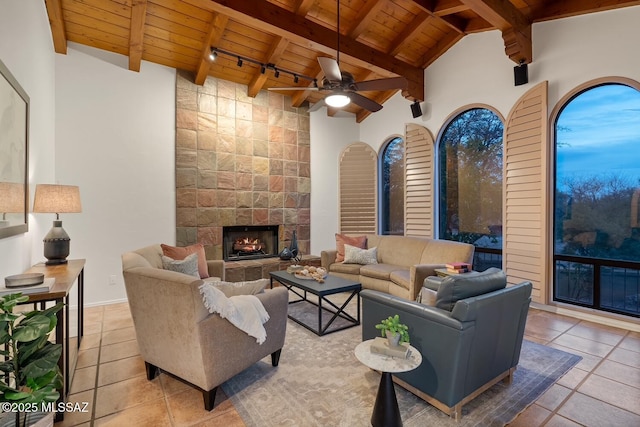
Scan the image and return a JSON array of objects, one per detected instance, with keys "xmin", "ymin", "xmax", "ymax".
[
  {"xmin": 0, "ymin": 0, "xmax": 56, "ymax": 279},
  {"xmin": 309, "ymin": 113, "xmax": 359, "ymax": 254},
  {"xmin": 55, "ymin": 43, "xmax": 176, "ymax": 305},
  {"xmin": 310, "ymin": 5, "xmax": 640, "ymax": 251}
]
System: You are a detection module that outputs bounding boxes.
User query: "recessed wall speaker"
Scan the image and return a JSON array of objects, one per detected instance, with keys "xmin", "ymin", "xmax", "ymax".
[
  {"xmin": 411, "ymin": 101, "xmax": 422, "ymax": 118},
  {"xmin": 514, "ymin": 63, "xmax": 528, "ymax": 86}
]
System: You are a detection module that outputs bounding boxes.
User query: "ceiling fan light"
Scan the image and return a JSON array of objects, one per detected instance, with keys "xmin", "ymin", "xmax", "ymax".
[{"xmin": 325, "ymin": 93, "xmax": 350, "ymax": 108}]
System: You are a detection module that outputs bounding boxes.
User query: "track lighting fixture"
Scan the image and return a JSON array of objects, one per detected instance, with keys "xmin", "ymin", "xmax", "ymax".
[{"xmin": 209, "ymin": 46, "xmax": 316, "ymax": 87}]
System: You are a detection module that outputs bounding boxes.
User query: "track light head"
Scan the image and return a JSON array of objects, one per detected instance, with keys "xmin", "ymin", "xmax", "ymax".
[
  {"xmin": 274, "ymin": 69, "xmax": 280, "ymax": 78},
  {"xmin": 294, "ymin": 74, "xmax": 299, "ymax": 84},
  {"xmin": 209, "ymin": 48, "xmax": 217, "ymax": 61},
  {"xmin": 237, "ymin": 57, "xmax": 243, "ymax": 67},
  {"xmin": 260, "ymin": 65, "xmax": 266, "ymax": 74}
]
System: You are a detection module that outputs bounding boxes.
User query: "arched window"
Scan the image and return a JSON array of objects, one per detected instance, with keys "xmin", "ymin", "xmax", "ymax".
[
  {"xmin": 379, "ymin": 137, "xmax": 404, "ymax": 235},
  {"xmin": 554, "ymin": 82, "xmax": 640, "ymax": 318},
  {"xmin": 437, "ymin": 107, "xmax": 504, "ymax": 271}
]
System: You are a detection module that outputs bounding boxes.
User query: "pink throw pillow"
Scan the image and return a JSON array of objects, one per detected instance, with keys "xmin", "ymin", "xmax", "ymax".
[
  {"xmin": 335, "ymin": 234, "xmax": 367, "ymax": 263},
  {"xmin": 161, "ymin": 243, "xmax": 209, "ymax": 279}
]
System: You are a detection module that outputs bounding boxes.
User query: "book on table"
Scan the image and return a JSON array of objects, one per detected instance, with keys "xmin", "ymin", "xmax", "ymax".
[
  {"xmin": 445, "ymin": 262, "xmax": 471, "ymax": 273},
  {"xmin": 0, "ymin": 278, "xmax": 54, "ymax": 297},
  {"xmin": 370, "ymin": 336, "xmax": 410, "ymax": 359}
]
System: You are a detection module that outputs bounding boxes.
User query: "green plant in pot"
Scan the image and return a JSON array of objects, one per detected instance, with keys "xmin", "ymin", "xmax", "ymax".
[
  {"xmin": 0, "ymin": 293, "xmax": 64, "ymax": 427},
  {"xmin": 375, "ymin": 314, "xmax": 409, "ymax": 347}
]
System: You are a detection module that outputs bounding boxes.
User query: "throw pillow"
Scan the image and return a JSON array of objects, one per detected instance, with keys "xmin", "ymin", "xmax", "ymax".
[
  {"xmin": 161, "ymin": 253, "xmax": 200, "ymax": 278},
  {"xmin": 343, "ymin": 244, "xmax": 378, "ymax": 265},
  {"xmin": 435, "ymin": 267, "xmax": 507, "ymax": 311},
  {"xmin": 161, "ymin": 243, "xmax": 209, "ymax": 279},
  {"xmin": 335, "ymin": 234, "xmax": 367, "ymax": 262},
  {"xmin": 202, "ymin": 278, "xmax": 268, "ymax": 297}
]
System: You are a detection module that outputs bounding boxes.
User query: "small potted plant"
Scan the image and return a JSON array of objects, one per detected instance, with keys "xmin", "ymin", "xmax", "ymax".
[
  {"xmin": 0, "ymin": 293, "xmax": 64, "ymax": 427},
  {"xmin": 375, "ymin": 314, "xmax": 409, "ymax": 347}
]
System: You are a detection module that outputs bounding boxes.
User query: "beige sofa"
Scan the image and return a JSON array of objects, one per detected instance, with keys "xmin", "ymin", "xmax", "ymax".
[
  {"xmin": 321, "ymin": 235, "xmax": 474, "ymax": 300},
  {"xmin": 121, "ymin": 244, "xmax": 289, "ymax": 410}
]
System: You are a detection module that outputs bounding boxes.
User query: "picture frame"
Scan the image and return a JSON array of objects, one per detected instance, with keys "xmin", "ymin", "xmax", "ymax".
[{"xmin": 0, "ymin": 58, "xmax": 29, "ymax": 239}]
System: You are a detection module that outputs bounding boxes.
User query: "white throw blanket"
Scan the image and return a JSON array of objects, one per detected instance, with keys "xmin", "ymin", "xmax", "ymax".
[{"xmin": 199, "ymin": 284, "xmax": 270, "ymax": 344}]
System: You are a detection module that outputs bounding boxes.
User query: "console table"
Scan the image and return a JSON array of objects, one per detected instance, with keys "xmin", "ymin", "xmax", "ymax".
[{"xmin": 21, "ymin": 259, "xmax": 85, "ymax": 421}]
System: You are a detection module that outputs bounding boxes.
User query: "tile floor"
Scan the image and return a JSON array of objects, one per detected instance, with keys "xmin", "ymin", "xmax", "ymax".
[{"xmin": 54, "ymin": 303, "xmax": 640, "ymax": 427}]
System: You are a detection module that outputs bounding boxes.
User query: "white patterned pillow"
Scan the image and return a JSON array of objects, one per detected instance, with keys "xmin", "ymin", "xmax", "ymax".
[
  {"xmin": 343, "ymin": 244, "xmax": 378, "ymax": 265},
  {"xmin": 162, "ymin": 253, "xmax": 199, "ymax": 278}
]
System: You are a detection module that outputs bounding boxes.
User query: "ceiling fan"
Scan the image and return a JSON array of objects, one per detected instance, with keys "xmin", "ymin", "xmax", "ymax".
[{"xmin": 270, "ymin": 0, "xmax": 407, "ymax": 112}]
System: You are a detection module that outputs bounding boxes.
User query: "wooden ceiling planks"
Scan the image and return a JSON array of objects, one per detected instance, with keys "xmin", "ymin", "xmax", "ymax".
[{"xmin": 46, "ymin": 0, "xmax": 640, "ymax": 122}]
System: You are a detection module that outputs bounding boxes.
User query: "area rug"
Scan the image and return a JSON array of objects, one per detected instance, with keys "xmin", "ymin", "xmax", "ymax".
[{"xmin": 222, "ymin": 308, "xmax": 581, "ymax": 427}]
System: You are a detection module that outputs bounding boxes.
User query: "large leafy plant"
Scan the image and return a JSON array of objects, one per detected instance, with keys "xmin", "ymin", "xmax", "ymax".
[{"xmin": 0, "ymin": 293, "xmax": 63, "ymax": 409}]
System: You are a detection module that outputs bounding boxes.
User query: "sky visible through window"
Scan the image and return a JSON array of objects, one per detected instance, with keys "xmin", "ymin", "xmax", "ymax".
[{"xmin": 556, "ymin": 84, "xmax": 640, "ymax": 192}]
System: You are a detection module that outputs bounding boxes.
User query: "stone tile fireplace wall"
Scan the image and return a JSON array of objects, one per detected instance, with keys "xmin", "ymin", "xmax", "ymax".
[{"xmin": 174, "ymin": 71, "xmax": 311, "ymax": 260}]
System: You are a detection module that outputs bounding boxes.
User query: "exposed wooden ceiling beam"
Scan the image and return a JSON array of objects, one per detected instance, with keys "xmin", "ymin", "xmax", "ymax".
[
  {"xmin": 128, "ymin": 0, "xmax": 148, "ymax": 72},
  {"xmin": 409, "ymin": 0, "xmax": 466, "ymax": 33},
  {"xmin": 194, "ymin": 13, "xmax": 229, "ymax": 85},
  {"xmin": 247, "ymin": 37, "xmax": 290, "ymax": 97},
  {"xmin": 434, "ymin": 0, "xmax": 472, "ymax": 16},
  {"xmin": 418, "ymin": 30, "xmax": 464, "ymax": 69},
  {"xmin": 294, "ymin": 0, "xmax": 315, "ymax": 16},
  {"xmin": 347, "ymin": 0, "xmax": 385, "ymax": 39},
  {"xmin": 185, "ymin": 0, "xmax": 424, "ymax": 101},
  {"xmin": 44, "ymin": 0, "xmax": 67, "ymax": 54},
  {"xmin": 459, "ymin": 0, "xmax": 532, "ymax": 63},
  {"xmin": 387, "ymin": 12, "xmax": 430, "ymax": 56}
]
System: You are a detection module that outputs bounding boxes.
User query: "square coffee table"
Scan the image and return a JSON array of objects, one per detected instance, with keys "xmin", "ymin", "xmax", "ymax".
[{"xmin": 269, "ymin": 270, "xmax": 361, "ymax": 336}]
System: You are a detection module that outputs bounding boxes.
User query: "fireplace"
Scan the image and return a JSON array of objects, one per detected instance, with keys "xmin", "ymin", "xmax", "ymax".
[{"xmin": 222, "ymin": 225, "xmax": 279, "ymax": 261}]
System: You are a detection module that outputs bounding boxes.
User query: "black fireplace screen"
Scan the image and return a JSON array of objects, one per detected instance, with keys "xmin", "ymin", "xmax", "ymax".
[{"xmin": 222, "ymin": 225, "xmax": 279, "ymax": 261}]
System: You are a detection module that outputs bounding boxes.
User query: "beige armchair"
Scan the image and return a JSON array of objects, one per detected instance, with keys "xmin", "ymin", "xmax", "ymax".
[{"xmin": 121, "ymin": 244, "xmax": 288, "ymax": 410}]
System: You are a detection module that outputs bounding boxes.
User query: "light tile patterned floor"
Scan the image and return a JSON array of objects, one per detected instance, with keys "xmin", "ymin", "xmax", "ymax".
[{"xmin": 54, "ymin": 303, "xmax": 640, "ymax": 427}]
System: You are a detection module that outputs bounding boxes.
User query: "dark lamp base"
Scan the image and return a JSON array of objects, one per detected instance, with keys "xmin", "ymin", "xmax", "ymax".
[{"xmin": 45, "ymin": 258, "xmax": 69, "ymax": 265}]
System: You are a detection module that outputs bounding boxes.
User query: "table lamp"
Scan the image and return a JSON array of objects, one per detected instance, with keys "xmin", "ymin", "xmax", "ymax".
[
  {"xmin": 33, "ymin": 184, "xmax": 82, "ymax": 265},
  {"xmin": 0, "ymin": 182, "xmax": 25, "ymax": 227}
]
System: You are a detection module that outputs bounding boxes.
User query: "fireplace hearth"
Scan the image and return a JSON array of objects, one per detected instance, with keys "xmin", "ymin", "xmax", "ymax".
[{"xmin": 223, "ymin": 225, "xmax": 279, "ymax": 261}]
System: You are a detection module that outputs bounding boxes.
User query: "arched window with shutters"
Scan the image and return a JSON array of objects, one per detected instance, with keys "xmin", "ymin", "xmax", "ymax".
[
  {"xmin": 379, "ymin": 137, "xmax": 404, "ymax": 235},
  {"xmin": 437, "ymin": 107, "xmax": 504, "ymax": 271}
]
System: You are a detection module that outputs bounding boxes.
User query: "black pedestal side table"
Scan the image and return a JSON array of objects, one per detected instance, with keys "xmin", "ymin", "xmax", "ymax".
[{"xmin": 355, "ymin": 340, "xmax": 422, "ymax": 427}]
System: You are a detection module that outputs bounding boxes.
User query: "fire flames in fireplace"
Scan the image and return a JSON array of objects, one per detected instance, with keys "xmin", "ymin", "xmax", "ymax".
[{"xmin": 233, "ymin": 237, "xmax": 264, "ymax": 254}]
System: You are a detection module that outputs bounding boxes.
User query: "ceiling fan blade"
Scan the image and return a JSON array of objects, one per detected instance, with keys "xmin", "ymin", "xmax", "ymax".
[
  {"xmin": 348, "ymin": 92, "xmax": 383, "ymax": 112},
  {"xmin": 308, "ymin": 99, "xmax": 326, "ymax": 112},
  {"xmin": 353, "ymin": 76, "xmax": 408, "ymax": 92},
  {"xmin": 318, "ymin": 57, "xmax": 342, "ymax": 82}
]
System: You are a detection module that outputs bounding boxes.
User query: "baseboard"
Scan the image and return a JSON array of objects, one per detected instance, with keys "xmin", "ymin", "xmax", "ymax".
[
  {"xmin": 531, "ymin": 302, "xmax": 640, "ymax": 332},
  {"xmin": 83, "ymin": 297, "xmax": 129, "ymax": 308}
]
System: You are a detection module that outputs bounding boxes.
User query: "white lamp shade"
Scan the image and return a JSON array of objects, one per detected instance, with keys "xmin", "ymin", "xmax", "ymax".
[{"xmin": 33, "ymin": 184, "xmax": 82, "ymax": 214}]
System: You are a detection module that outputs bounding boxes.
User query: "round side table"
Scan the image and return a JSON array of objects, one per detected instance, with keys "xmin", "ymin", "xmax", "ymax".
[{"xmin": 355, "ymin": 340, "xmax": 422, "ymax": 427}]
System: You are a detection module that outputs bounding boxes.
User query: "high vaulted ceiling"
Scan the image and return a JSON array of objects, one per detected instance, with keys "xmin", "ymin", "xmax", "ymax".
[{"xmin": 44, "ymin": 0, "xmax": 640, "ymax": 122}]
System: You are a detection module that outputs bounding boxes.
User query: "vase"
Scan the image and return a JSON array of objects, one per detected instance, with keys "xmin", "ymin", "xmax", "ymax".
[
  {"xmin": 289, "ymin": 230, "xmax": 299, "ymax": 258},
  {"xmin": 386, "ymin": 331, "xmax": 401, "ymax": 347}
]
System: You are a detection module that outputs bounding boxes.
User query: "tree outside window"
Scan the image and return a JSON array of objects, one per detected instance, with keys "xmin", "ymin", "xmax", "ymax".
[
  {"xmin": 380, "ymin": 137, "xmax": 404, "ymax": 235},
  {"xmin": 438, "ymin": 108, "xmax": 503, "ymax": 270},
  {"xmin": 554, "ymin": 83, "xmax": 640, "ymax": 317}
]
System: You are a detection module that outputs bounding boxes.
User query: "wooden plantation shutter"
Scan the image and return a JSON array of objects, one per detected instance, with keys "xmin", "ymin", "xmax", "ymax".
[
  {"xmin": 503, "ymin": 81, "xmax": 549, "ymax": 303},
  {"xmin": 339, "ymin": 143, "xmax": 377, "ymax": 234},
  {"xmin": 405, "ymin": 124, "xmax": 434, "ymax": 237}
]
